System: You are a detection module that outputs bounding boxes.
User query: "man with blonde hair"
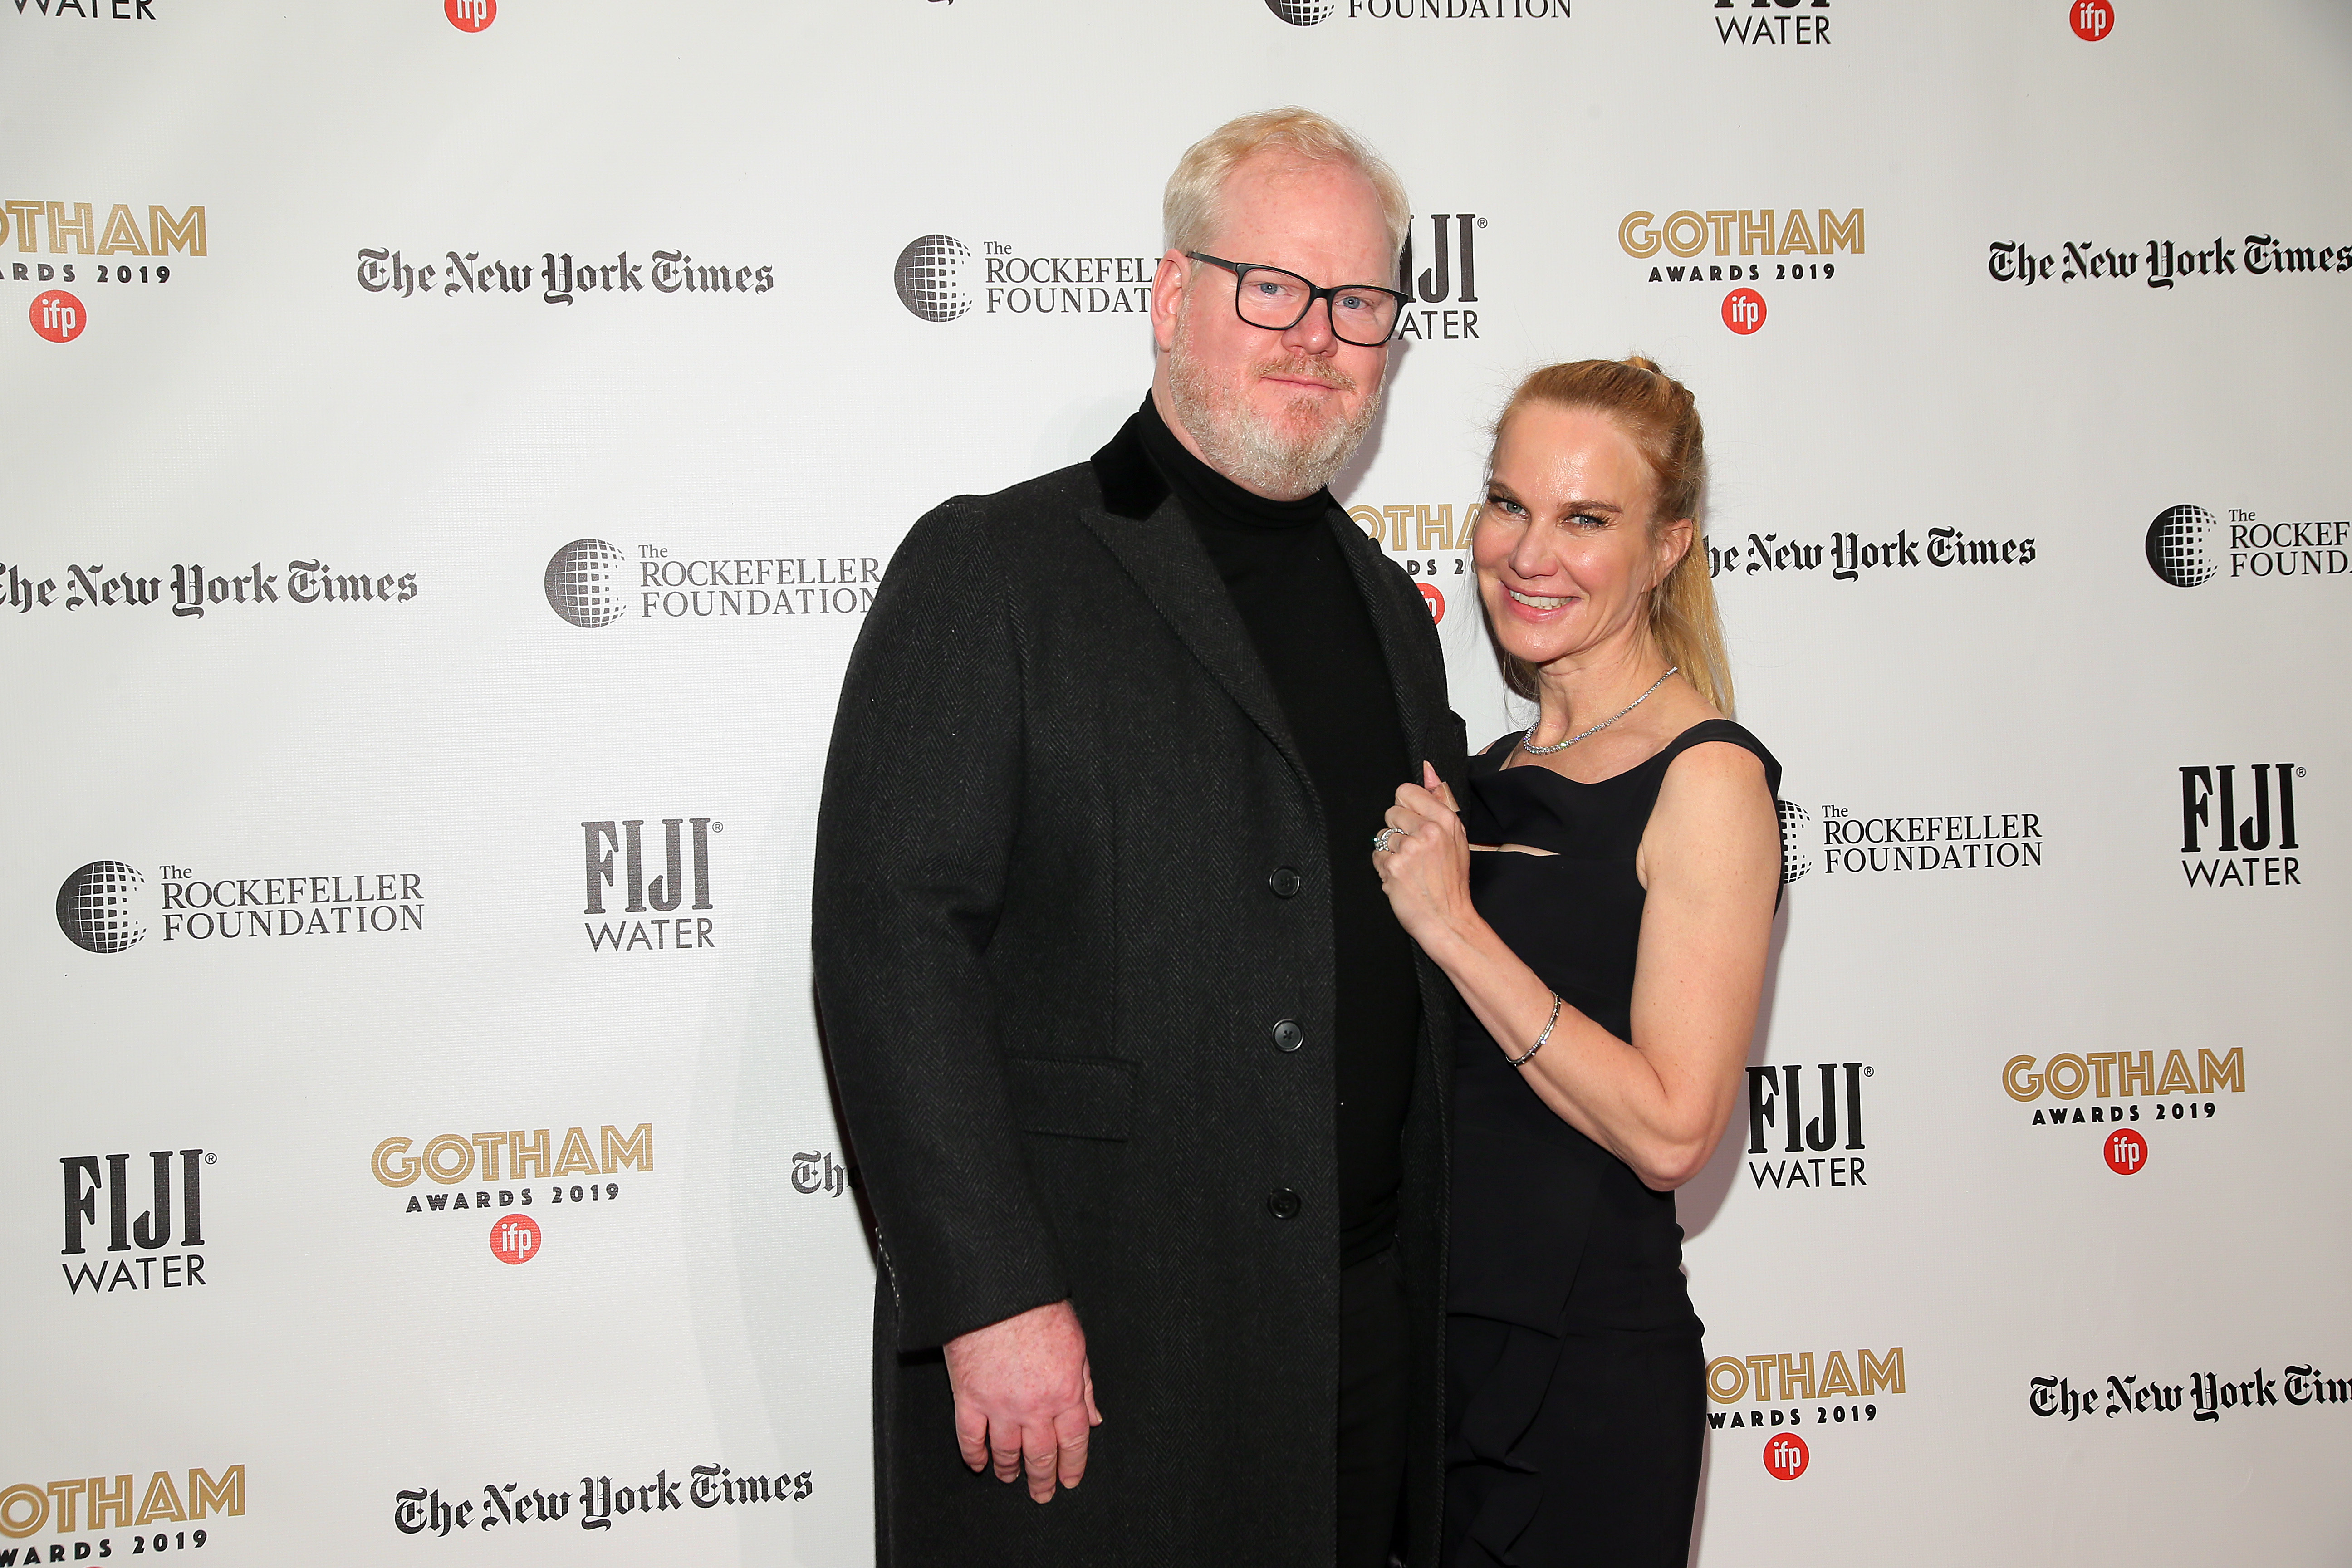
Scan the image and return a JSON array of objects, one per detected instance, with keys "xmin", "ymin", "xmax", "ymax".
[{"xmin": 816, "ymin": 107, "xmax": 1461, "ymax": 1566}]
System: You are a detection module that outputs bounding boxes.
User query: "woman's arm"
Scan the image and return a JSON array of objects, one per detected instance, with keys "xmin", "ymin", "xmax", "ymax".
[{"xmin": 1377, "ymin": 745, "xmax": 1779, "ymax": 1190}]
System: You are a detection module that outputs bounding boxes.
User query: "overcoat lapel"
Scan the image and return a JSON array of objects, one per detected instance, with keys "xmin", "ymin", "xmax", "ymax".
[{"xmin": 1081, "ymin": 424, "xmax": 1321, "ymax": 807}]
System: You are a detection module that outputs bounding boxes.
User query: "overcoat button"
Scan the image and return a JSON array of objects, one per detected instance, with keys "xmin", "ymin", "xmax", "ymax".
[
  {"xmin": 1269, "ymin": 866, "xmax": 1302, "ymax": 898},
  {"xmin": 1266, "ymin": 1187, "xmax": 1302, "ymax": 1220},
  {"xmin": 1272, "ymin": 1019, "xmax": 1304, "ymax": 1052}
]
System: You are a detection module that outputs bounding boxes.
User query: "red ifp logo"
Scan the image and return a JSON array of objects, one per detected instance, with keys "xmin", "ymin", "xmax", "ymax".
[
  {"xmin": 1722, "ymin": 288, "xmax": 1766, "ymax": 335},
  {"xmin": 490, "ymin": 1213, "xmax": 541, "ymax": 1264},
  {"xmin": 2070, "ymin": 0, "xmax": 2112, "ymax": 40},
  {"xmin": 1418, "ymin": 583, "xmax": 1445, "ymax": 622},
  {"xmin": 30, "ymin": 290, "xmax": 84, "ymax": 343},
  {"xmin": 2105, "ymin": 1127, "xmax": 2147, "ymax": 1175},
  {"xmin": 446, "ymin": 0, "xmax": 495, "ymax": 30},
  {"xmin": 1762, "ymin": 1432, "xmax": 1808, "ymax": 1480}
]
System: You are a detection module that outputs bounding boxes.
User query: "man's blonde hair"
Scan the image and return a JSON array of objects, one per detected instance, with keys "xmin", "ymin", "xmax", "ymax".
[{"xmin": 1163, "ymin": 107, "xmax": 1411, "ymax": 265}]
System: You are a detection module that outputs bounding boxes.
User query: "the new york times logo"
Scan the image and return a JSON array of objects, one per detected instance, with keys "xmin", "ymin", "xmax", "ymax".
[
  {"xmin": 1266, "ymin": 0, "xmax": 1570, "ymax": 24},
  {"xmin": 2033, "ymin": 1367, "xmax": 2352, "ymax": 1424},
  {"xmin": 2145, "ymin": 504, "xmax": 2349, "ymax": 587},
  {"xmin": 1745, "ymin": 1063, "xmax": 1868, "ymax": 1191},
  {"xmin": 394, "ymin": 1464, "xmax": 813, "ymax": 1537},
  {"xmin": 3, "ymin": 559, "xmax": 418, "ymax": 618},
  {"xmin": 59, "ymin": 1148, "xmax": 211, "ymax": 1296},
  {"xmin": 583, "ymin": 818, "xmax": 717, "ymax": 951},
  {"xmin": 1704, "ymin": 526, "xmax": 2034, "ymax": 583},
  {"xmin": 356, "ymin": 249, "xmax": 773, "ymax": 304},
  {"xmin": 2180, "ymin": 763, "xmax": 2303, "ymax": 888},
  {"xmin": 544, "ymin": 539, "xmax": 876, "ymax": 625},
  {"xmin": 1989, "ymin": 234, "xmax": 2352, "ymax": 290},
  {"xmin": 893, "ymin": 234, "xmax": 1155, "ymax": 322}
]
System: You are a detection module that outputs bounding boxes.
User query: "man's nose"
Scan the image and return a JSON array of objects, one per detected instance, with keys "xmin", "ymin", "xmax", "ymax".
[{"xmin": 1279, "ymin": 294, "xmax": 1338, "ymax": 355}]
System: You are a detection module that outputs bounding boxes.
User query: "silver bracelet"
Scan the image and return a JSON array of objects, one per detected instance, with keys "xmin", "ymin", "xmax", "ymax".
[{"xmin": 1507, "ymin": 992, "xmax": 1562, "ymax": 1067}]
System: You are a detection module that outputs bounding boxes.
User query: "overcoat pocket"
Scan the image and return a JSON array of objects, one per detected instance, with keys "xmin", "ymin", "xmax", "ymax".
[{"xmin": 1006, "ymin": 1054, "xmax": 1138, "ymax": 1142}]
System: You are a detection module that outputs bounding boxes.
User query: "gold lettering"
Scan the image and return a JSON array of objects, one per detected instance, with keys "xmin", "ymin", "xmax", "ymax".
[
  {"xmin": 508, "ymin": 1128, "xmax": 551, "ymax": 1180},
  {"xmin": 1859, "ymin": 1347, "xmax": 1905, "ymax": 1396},
  {"xmin": 136, "ymin": 1471, "xmax": 186, "ymax": 1527},
  {"xmin": 421, "ymin": 1133, "xmax": 475, "ymax": 1185},
  {"xmin": 149, "ymin": 205, "xmax": 206, "ymax": 257},
  {"xmin": 2157, "ymin": 1049, "xmax": 2199, "ymax": 1095},
  {"xmin": 88, "ymin": 1474, "xmax": 134, "ymax": 1531},
  {"xmin": 1818, "ymin": 208, "xmax": 1865, "ymax": 255},
  {"xmin": 602, "ymin": 1123, "xmax": 654, "ymax": 1174},
  {"xmin": 553, "ymin": 1126, "xmax": 600, "ymax": 1178},
  {"xmin": 97, "ymin": 204, "xmax": 149, "ymax": 256},
  {"xmin": 2197, "ymin": 1048, "xmax": 2244, "ymax": 1094},
  {"xmin": 188, "ymin": 1466, "xmax": 244, "ymax": 1521}
]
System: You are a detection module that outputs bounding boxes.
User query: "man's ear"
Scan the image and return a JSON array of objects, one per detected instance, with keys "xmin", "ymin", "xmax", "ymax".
[{"xmin": 1149, "ymin": 250, "xmax": 1189, "ymax": 353}]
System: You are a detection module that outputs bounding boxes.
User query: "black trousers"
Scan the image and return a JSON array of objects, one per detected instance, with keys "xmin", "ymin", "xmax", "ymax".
[{"xmin": 1338, "ymin": 1244, "xmax": 1411, "ymax": 1568}]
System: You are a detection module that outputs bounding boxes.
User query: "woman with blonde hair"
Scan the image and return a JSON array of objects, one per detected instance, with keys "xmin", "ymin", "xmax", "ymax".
[{"xmin": 1372, "ymin": 359, "xmax": 1781, "ymax": 1565}]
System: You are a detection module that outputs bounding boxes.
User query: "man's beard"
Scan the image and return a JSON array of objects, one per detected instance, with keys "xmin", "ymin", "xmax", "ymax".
[{"xmin": 1166, "ymin": 308, "xmax": 1382, "ymax": 500}]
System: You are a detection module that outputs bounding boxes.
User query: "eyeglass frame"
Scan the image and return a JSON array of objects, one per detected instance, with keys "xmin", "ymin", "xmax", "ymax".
[{"xmin": 1183, "ymin": 252, "xmax": 1410, "ymax": 348}]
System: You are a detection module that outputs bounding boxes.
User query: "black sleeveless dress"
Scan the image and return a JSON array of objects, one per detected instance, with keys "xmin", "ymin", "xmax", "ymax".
[{"xmin": 1443, "ymin": 720, "xmax": 1780, "ymax": 1568}]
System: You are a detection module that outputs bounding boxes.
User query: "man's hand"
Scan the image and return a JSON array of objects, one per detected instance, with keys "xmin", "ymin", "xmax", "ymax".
[{"xmin": 942, "ymin": 1298, "xmax": 1102, "ymax": 1503}]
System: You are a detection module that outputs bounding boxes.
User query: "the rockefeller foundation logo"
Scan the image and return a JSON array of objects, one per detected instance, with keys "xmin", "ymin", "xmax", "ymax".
[
  {"xmin": 1265, "ymin": 0, "xmax": 1571, "ymax": 24},
  {"xmin": 545, "ymin": 539, "xmax": 876, "ymax": 626},
  {"xmin": 56, "ymin": 861, "xmax": 425, "ymax": 953},
  {"xmin": 2145, "ymin": 504, "xmax": 2347, "ymax": 586},
  {"xmin": 892, "ymin": 233, "xmax": 1155, "ymax": 321}
]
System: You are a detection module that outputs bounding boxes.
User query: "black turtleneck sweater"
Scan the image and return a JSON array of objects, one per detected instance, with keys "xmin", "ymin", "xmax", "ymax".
[{"xmin": 1133, "ymin": 395, "xmax": 1421, "ymax": 1267}]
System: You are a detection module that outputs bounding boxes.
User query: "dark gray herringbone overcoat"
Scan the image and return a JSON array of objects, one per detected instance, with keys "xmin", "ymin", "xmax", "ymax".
[{"xmin": 812, "ymin": 417, "xmax": 1465, "ymax": 1567}]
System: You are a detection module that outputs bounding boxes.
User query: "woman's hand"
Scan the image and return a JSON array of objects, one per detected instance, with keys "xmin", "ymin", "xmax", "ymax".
[{"xmin": 1373, "ymin": 762, "xmax": 1480, "ymax": 955}]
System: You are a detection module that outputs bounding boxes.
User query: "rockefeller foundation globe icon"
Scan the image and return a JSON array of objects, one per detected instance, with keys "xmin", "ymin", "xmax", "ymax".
[
  {"xmin": 1777, "ymin": 801, "xmax": 1812, "ymax": 883},
  {"xmin": 545, "ymin": 539, "xmax": 628, "ymax": 627},
  {"xmin": 1266, "ymin": 0, "xmax": 1336, "ymax": 23},
  {"xmin": 57, "ymin": 860, "xmax": 146, "ymax": 953},
  {"xmin": 894, "ymin": 235, "xmax": 973, "ymax": 323},
  {"xmin": 2145, "ymin": 504, "xmax": 2218, "ymax": 588}
]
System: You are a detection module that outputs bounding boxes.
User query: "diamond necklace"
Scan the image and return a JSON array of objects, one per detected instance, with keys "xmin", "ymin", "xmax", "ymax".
[{"xmin": 1519, "ymin": 666, "xmax": 1679, "ymax": 756}]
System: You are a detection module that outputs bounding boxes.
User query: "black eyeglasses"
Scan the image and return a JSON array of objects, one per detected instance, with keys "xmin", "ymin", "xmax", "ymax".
[{"xmin": 1186, "ymin": 252, "xmax": 1408, "ymax": 347}]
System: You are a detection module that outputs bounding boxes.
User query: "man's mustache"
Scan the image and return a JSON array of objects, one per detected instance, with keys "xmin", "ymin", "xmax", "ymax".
[{"xmin": 1254, "ymin": 357, "xmax": 1356, "ymax": 393}]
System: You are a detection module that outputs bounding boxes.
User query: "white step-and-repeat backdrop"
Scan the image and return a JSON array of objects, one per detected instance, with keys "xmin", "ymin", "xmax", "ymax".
[{"xmin": 8, "ymin": 0, "xmax": 2349, "ymax": 1563}]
